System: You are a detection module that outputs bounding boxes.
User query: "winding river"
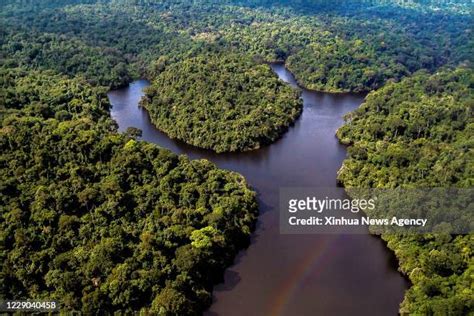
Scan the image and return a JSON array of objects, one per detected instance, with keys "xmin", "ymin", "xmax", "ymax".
[{"xmin": 107, "ymin": 63, "xmax": 409, "ymax": 316}]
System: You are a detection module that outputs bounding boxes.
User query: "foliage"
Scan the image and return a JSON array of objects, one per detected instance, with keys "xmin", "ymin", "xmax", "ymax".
[
  {"xmin": 337, "ymin": 67, "xmax": 474, "ymax": 314},
  {"xmin": 0, "ymin": 68, "xmax": 258, "ymax": 314},
  {"xmin": 141, "ymin": 53, "xmax": 302, "ymax": 152},
  {"xmin": 1, "ymin": 0, "xmax": 472, "ymax": 92},
  {"xmin": 0, "ymin": 0, "xmax": 473, "ymax": 314}
]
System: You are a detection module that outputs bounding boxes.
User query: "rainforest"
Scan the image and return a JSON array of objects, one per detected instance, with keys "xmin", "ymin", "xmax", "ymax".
[
  {"xmin": 0, "ymin": 0, "xmax": 472, "ymax": 315},
  {"xmin": 141, "ymin": 53, "xmax": 302, "ymax": 152}
]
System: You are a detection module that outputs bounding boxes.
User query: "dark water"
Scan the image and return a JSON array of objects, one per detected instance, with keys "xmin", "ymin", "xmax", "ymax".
[{"xmin": 108, "ymin": 64, "xmax": 408, "ymax": 316}]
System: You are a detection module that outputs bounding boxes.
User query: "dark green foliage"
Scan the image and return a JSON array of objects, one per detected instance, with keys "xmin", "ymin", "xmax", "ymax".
[
  {"xmin": 1, "ymin": 0, "xmax": 471, "ymax": 92},
  {"xmin": 337, "ymin": 68, "xmax": 473, "ymax": 187},
  {"xmin": 0, "ymin": 68, "xmax": 110, "ymax": 119},
  {"xmin": 0, "ymin": 0, "xmax": 473, "ymax": 314},
  {"xmin": 220, "ymin": 2, "xmax": 471, "ymax": 92},
  {"xmin": 282, "ymin": 11, "xmax": 472, "ymax": 92},
  {"xmin": 231, "ymin": 0, "xmax": 473, "ymax": 14},
  {"xmin": 0, "ymin": 69, "xmax": 258, "ymax": 314},
  {"xmin": 141, "ymin": 53, "xmax": 302, "ymax": 152},
  {"xmin": 337, "ymin": 68, "xmax": 474, "ymax": 314}
]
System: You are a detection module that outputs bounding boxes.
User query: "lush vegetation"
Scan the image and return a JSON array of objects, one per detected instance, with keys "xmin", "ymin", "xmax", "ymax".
[
  {"xmin": 1, "ymin": 0, "xmax": 473, "ymax": 314},
  {"xmin": 0, "ymin": 68, "xmax": 258, "ymax": 314},
  {"xmin": 233, "ymin": 0, "xmax": 474, "ymax": 14},
  {"xmin": 337, "ymin": 68, "xmax": 473, "ymax": 314},
  {"xmin": 2, "ymin": 0, "xmax": 470, "ymax": 153},
  {"xmin": 142, "ymin": 53, "xmax": 302, "ymax": 152},
  {"xmin": 1, "ymin": 0, "xmax": 472, "ymax": 92}
]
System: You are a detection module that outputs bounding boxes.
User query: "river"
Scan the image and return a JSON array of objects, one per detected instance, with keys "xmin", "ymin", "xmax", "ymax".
[{"xmin": 107, "ymin": 63, "xmax": 408, "ymax": 316}]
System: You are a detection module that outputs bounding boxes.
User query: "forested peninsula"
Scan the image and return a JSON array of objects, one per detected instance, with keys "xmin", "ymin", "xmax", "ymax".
[
  {"xmin": 0, "ymin": 68, "xmax": 258, "ymax": 314},
  {"xmin": 141, "ymin": 54, "xmax": 302, "ymax": 152},
  {"xmin": 337, "ymin": 68, "xmax": 473, "ymax": 314}
]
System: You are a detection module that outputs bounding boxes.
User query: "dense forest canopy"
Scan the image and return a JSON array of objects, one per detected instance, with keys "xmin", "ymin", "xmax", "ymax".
[
  {"xmin": 141, "ymin": 53, "xmax": 302, "ymax": 152},
  {"xmin": 0, "ymin": 68, "xmax": 258, "ymax": 314},
  {"xmin": 337, "ymin": 68, "xmax": 473, "ymax": 187},
  {"xmin": 1, "ymin": 0, "xmax": 470, "ymax": 152},
  {"xmin": 1, "ymin": 0, "xmax": 472, "ymax": 91},
  {"xmin": 337, "ymin": 68, "xmax": 473, "ymax": 314},
  {"xmin": 231, "ymin": 0, "xmax": 473, "ymax": 14},
  {"xmin": 0, "ymin": 0, "xmax": 473, "ymax": 314}
]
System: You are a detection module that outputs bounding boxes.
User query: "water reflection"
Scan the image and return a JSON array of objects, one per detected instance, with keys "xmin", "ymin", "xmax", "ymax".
[{"xmin": 108, "ymin": 64, "xmax": 408, "ymax": 316}]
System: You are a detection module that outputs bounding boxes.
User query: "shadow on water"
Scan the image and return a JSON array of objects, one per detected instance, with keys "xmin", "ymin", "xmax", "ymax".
[{"xmin": 108, "ymin": 63, "xmax": 409, "ymax": 316}]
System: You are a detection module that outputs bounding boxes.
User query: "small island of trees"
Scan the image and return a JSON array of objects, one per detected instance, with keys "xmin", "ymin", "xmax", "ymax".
[{"xmin": 141, "ymin": 53, "xmax": 302, "ymax": 152}]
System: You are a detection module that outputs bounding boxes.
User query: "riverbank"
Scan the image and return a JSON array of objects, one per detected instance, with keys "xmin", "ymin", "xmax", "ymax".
[{"xmin": 108, "ymin": 64, "xmax": 408, "ymax": 315}]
